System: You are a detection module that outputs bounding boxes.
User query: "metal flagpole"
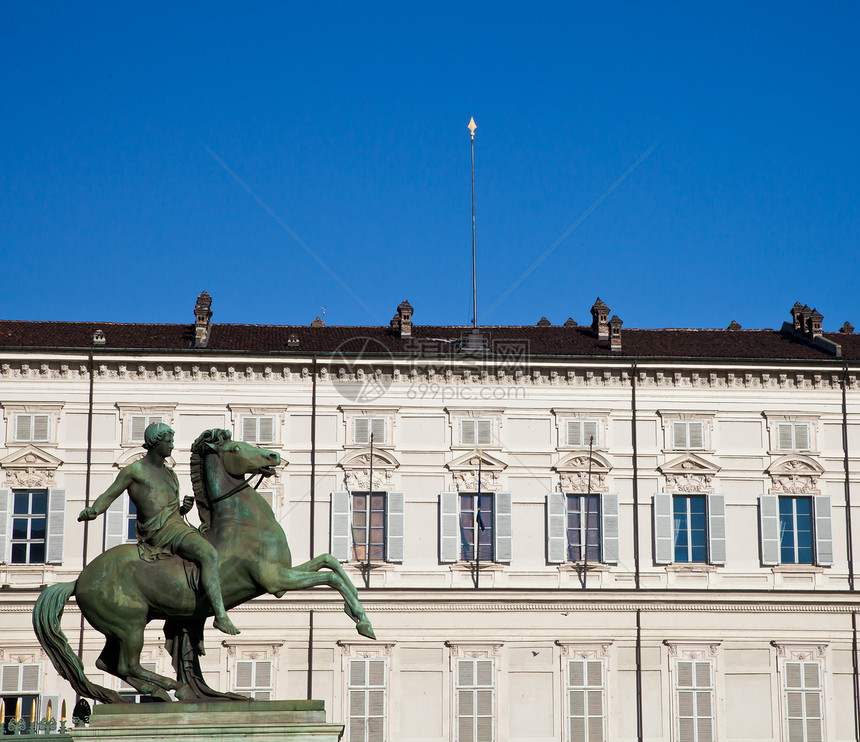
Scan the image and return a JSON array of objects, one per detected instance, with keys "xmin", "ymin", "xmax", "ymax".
[
  {"xmin": 469, "ymin": 117, "xmax": 477, "ymax": 329},
  {"xmin": 475, "ymin": 450, "xmax": 482, "ymax": 589},
  {"xmin": 583, "ymin": 436, "xmax": 595, "ymax": 589},
  {"xmin": 365, "ymin": 432, "xmax": 373, "ymax": 588}
]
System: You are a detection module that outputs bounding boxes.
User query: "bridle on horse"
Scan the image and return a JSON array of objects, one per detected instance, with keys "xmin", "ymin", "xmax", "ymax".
[{"xmin": 205, "ymin": 472, "xmax": 268, "ymax": 505}]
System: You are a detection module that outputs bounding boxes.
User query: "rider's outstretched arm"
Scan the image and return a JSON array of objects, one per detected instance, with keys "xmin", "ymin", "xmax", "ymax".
[{"xmin": 78, "ymin": 468, "xmax": 135, "ymax": 521}]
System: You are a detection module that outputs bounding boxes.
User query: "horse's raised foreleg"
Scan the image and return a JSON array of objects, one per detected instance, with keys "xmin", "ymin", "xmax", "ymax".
[
  {"xmin": 259, "ymin": 566, "xmax": 375, "ymax": 639},
  {"xmin": 290, "ymin": 554, "xmax": 360, "ymax": 599}
]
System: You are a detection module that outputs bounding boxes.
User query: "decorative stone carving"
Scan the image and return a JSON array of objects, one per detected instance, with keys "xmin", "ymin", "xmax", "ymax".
[
  {"xmin": 445, "ymin": 642, "xmax": 502, "ymax": 658},
  {"xmin": 767, "ymin": 456, "xmax": 823, "ymax": 495},
  {"xmin": 554, "ymin": 452, "xmax": 611, "ymax": 493},
  {"xmin": 771, "ymin": 642, "xmax": 826, "ymax": 660},
  {"xmin": 447, "ymin": 451, "xmax": 506, "ymax": 492},
  {"xmin": 0, "ymin": 446, "xmax": 63, "ymax": 488},
  {"xmin": 340, "ymin": 449, "xmax": 399, "ymax": 491},
  {"xmin": 664, "ymin": 641, "xmax": 720, "ymax": 659},
  {"xmin": 659, "ymin": 454, "xmax": 720, "ymax": 494},
  {"xmin": 556, "ymin": 642, "xmax": 611, "ymax": 659}
]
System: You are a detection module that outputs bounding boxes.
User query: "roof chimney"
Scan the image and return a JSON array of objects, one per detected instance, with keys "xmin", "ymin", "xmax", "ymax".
[
  {"xmin": 807, "ymin": 308, "xmax": 823, "ymax": 338},
  {"xmin": 396, "ymin": 300, "xmax": 413, "ymax": 338},
  {"xmin": 608, "ymin": 315, "xmax": 623, "ymax": 352},
  {"xmin": 791, "ymin": 302, "xmax": 804, "ymax": 333},
  {"xmin": 563, "ymin": 318, "xmax": 577, "ymax": 327},
  {"xmin": 311, "ymin": 316, "xmax": 325, "ymax": 327},
  {"xmin": 193, "ymin": 292, "xmax": 213, "ymax": 348},
  {"xmin": 537, "ymin": 317, "xmax": 551, "ymax": 327},
  {"xmin": 590, "ymin": 298, "xmax": 610, "ymax": 339},
  {"xmin": 782, "ymin": 301, "xmax": 841, "ymax": 357},
  {"xmin": 727, "ymin": 320, "xmax": 741, "ymax": 330},
  {"xmin": 840, "ymin": 322, "xmax": 854, "ymax": 334}
]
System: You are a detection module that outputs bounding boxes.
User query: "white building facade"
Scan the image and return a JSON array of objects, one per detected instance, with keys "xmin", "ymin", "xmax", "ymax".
[{"xmin": 0, "ymin": 295, "xmax": 859, "ymax": 741}]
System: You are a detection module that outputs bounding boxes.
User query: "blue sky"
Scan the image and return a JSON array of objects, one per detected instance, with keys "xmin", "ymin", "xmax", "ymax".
[{"xmin": 1, "ymin": 3, "xmax": 857, "ymax": 330}]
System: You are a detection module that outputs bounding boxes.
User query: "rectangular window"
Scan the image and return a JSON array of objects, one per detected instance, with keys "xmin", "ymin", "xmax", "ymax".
[
  {"xmin": 14, "ymin": 414, "xmax": 50, "ymax": 443},
  {"xmin": 675, "ymin": 660, "xmax": 715, "ymax": 742},
  {"xmin": 776, "ymin": 423, "xmax": 811, "ymax": 451},
  {"xmin": 456, "ymin": 658, "xmax": 494, "ymax": 742},
  {"xmin": 671, "ymin": 421, "xmax": 705, "ymax": 450},
  {"xmin": 11, "ymin": 491, "xmax": 47, "ymax": 564},
  {"xmin": 126, "ymin": 501, "xmax": 138, "ymax": 542},
  {"xmin": 567, "ymin": 659, "xmax": 605, "ymax": 742},
  {"xmin": 779, "ymin": 497, "xmax": 814, "ymax": 564},
  {"xmin": 129, "ymin": 415, "xmax": 164, "ymax": 445},
  {"xmin": 566, "ymin": 494, "xmax": 601, "ymax": 562},
  {"xmin": 566, "ymin": 420, "xmax": 599, "ymax": 448},
  {"xmin": 1, "ymin": 663, "xmax": 41, "ymax": 731},
  {"xmin": 460, "ymin": 419, "xmax": 493, "ymax": 447},
  {"xmin": 348, "ymin": 658, "xmax": 386, "ymax": 742},
  {"xmin": 233, "ymin": 659, "xmax": 273, "ymax": 701},
  {"xmin": 460, "ymin": 493, "xmax": 495, "ymax": 561},
  {"xmin": 674, "ymin": 495, "xmax": 707, "ymax": 563},
  {"xmin": 330, "ymin": 491, "xmax": 404, "ymax": 563},
  {"xmin": 240, "ymin": 415, "xmax": 275, "ymax": 444},
  {"xmin": 354, "ymin": 417, "xmax": 387, "ymax": 445},
  {"xmin": 351, "ymin": 492, "xmax": 386, "ymax": 562},
  {"xmin": 783, "ymin": 661, "xmax": 823, "ymax": 742}
]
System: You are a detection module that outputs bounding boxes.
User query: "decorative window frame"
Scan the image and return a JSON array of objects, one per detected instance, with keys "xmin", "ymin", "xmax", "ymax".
[
  {"xmin": 763, "ymin": 413, "xmax": 820, "ymax": 455},
  {"xmin": 2, "ymin": 404, "xmax": 64, "ymax": 449},
  {"xmin": 554, "ymin": 451, "xmax": 612, "ymax": 493},
  {"xmin": 227, "ymin": 405, "xmax": 286, "ymax": 448},
  {"xmin": 447, "ymin": 450, "xmax": 507, "ymax": 492},
  {"xmin": 0, "ymin": 447, "xmax": 63, "ymax": 489},
  {"xmin": 553, "ymin": 409, "xmax": 610, "ymax": 452},
  {"xmin": 556, "ymin": 642, "xmax": 612, "ymax": 742},
  {"xmin": 339, "ymin": 449, "xmax": 400, "ymax": 492},
  {"xmin": 446, "ymin": 408, "xmax": 504, "ymax": 452},
  {"xmin": 445, "ymin": 642, "xmax": 502, "ymax": 742},
  {"xmin": 338, "ymin": 641, "xmax": 395, "ymax": 742},
  {"xmin": 658, "ymin": 453, "xmax": 720, "ymax": 494},
  {"xmin": 116, "ymin": 404, "xmax": 177, "ymax": 448},
  {"xmin": 658, "ymin": 411, "xmax": 716, "ymax": 454},
  {"xmin": 664, "ymin": 641, "xmax": 721, "ymax": 742},
  {"xmin": 771, "ymin": 642, "xmax": 828, "ymax": 742},
  {"xmin": 222, "ymin": 640, "xmax": 283, "ymax": 700},
  {"xmin": 339, "ymin": 407, "xmax": 398, "ymax": 450},
  {"xmin": 766, "ymin": 455, "xmax": 824, "ymax": 495}
]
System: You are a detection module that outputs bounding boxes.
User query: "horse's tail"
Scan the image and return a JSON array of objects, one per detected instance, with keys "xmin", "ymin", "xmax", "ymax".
[{"xmin": 33, "ymin": 581, "xmax": 123, "ymax": 704}]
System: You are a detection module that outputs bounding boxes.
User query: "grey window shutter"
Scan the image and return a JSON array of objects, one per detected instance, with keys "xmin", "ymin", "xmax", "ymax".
[
  {"xmin": 242, "ymin": 416, "xmax": 258, "ymax": 442},
  {"xmin": 566, "ymin": 420, "xmax": 581, "ymax": 447},
  {"xmin": 672, "ymin": 421, "xmax": 687, "ymax": 449},
  {"xmin": 460, "ymin": 419, "xmax": 476, "ymax": 446},
  {"xmin": 46, "ymin": 489, "xmax": 66, "ymax": 564},
  {"xmin": 330, "ymin": 491, "xmax": 351, "ymax": 562},
  {"xmin": 688, "ymin": 421, "xmax": 704, "ymax": 449},
  {"xmin": 130, "ymin": 415, "xmax": 147, "ymax": 443},
  {"xmin": 494, "ymin": 491, "xmax": 513, "ymax": 563},
  {"xmin": 258, "ymin": 416, "xmax": 275, "ymax": 444},
  {"xmin": 440, "ymin": 492, "xmax": 460, "ymax": 562},
  {"xmin": 0, "ymin": 488, "xmax": 11, "ymax": 564},
  {"xmin": 653, "ymin": 494, "xmax": 674, "ymax": 564},
  {"xmin": 104, "ymin": 497, "xmax": 128, "ymax": 551},
  {"xmin": 583, "ymin": 420, "xmax": 599, "ymax": 447},
  {"xmin": 777, "ymin": 423, "xmax": 793, "ymax": 450},
  {"xmin": 814, "ymin": 496, "xmax": 833, "ymax": 566},
  {"xmin": 707, "ymin": 494, "xmax": 727, "ymax": 565},
  {"xmin": 547, "ymin": 492, "xmax": 567, "ymax": 564},
  {"xmin": 371, "ymin": 418, "xmax": 386, "ymax": 444},
  {"xmin": 33, "ymin": 414, "xmax": 50, "ymax": 441},
  {"xmin": 386, "ymin": 491, "xmax": 405, "ymax": 562},
  {"xmin": 353, "ymin": 418, "xmax": 369, "ymax": 444},
  {"xmin": 601, "ymin": 493, "xmax": 620, "ymax": 564},
  {"xmin": 759, "ymin": 495, "xmax": 780, "ymax": 566},
  {"xmin": 16, "ymin": 414, "xmax": 32, "ymax": 441},
  {"xmin": 477, "ymin": 419, "xmax": 493, "ymax": 446},
  {"xmin": 795, "ymin": 423, "xmax": 810, "ymax": 451}
]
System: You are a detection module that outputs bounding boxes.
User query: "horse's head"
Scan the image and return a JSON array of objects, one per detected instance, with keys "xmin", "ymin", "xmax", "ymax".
[{"xmin": 191, "ymin": 429, "xmax": 280, "ymax": 479}]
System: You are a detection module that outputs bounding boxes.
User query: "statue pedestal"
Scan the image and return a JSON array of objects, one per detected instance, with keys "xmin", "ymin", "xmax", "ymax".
[{"xmin": 70, "ymin": 700, "xmax": 344, "ymax": 742}]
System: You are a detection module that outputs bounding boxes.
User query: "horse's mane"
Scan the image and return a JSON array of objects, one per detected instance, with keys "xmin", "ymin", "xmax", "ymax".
[{"xmin": 189, "ymin": 428, "xmax": 233, "ymax": 535}]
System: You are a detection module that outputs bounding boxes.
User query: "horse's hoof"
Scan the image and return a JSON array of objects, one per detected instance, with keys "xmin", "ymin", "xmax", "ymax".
[{"xmin": 357, "ymin": 620, "xmax": 376, "ymax": 640}]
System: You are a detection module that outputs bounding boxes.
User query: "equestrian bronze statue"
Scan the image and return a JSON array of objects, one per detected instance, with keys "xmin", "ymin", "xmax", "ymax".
[{"xmin": 33, "ymin": 427, "xmax": 375, "ymax": 703}]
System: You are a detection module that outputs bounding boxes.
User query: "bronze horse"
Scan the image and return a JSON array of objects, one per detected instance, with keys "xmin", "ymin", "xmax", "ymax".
[{"xmin": 34, "ymin": 429, "xmax": 374, "ymax": 703}]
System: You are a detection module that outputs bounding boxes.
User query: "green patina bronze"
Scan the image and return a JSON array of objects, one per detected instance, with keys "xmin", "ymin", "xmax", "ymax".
[{"xmin": 33, "ymin": 426, "xmax": 374, "ymax": 704}]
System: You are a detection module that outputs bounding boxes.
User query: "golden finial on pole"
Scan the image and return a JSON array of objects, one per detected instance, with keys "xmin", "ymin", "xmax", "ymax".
[
  {"xmin": 468, "ymin": 116, "xmax": 477, "ymax": 141},
  {"xmin": 15, "ymin": 697, "xmax": 22, "ymax": 722}
]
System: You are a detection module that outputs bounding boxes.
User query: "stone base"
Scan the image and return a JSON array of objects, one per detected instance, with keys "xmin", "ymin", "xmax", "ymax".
[{"xmin": 69, "ymin": 700, "xmax": 344, "ymax": 742}]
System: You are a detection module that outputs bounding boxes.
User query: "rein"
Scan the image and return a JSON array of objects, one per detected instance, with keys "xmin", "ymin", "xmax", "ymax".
[{"xmin": 206, "ymin": 472, "xmax": 267, "ymax": 505}]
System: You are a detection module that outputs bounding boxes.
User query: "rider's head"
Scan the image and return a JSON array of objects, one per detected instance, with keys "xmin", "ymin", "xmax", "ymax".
[{"xmin": 143, "ymin": 422, "xmax": 174, "ymax": 450}]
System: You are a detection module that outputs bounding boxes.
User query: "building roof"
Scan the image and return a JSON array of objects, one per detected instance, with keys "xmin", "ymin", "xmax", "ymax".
[{"xmin": 0, "ymin": 320, "xmax": 857, "ymax": 362}]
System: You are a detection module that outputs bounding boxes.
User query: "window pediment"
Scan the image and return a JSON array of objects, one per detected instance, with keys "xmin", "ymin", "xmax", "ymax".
[
  {"xmin": 767, "ymin": 455, "xmax": 824, "ymax": 495},
  {"xmin": 447, "ymin": 451, "xmax": 506, "ymax": 492},
  {"xmin": 554, "ymin": 452, "xmax": 611, "ymax": 493},
  {"xmin": 0, "ymin": 445, "xmax": 63, "ymax": 488},
  {"xmin": 339, "ymin": 449, "xmax": 399, "ymax": 491},
  {"xmin": 659, "ymin": 454, "xmax": 720, "ymax": 493}
]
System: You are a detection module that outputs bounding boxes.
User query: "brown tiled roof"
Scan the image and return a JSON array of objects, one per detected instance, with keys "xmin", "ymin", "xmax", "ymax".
[{"xmin": 0, "ymin": 320, "xmax": 857, "ymax": 362}]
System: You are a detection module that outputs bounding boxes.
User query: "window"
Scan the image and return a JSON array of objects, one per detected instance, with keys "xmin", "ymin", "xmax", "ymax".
[
  {"xmin": 241, "ymin": 415, "xmax": 275, "ymax": 445},
  {"xmin": 348, "ymin": 658, "xmax": 386, "ymax": 742},
  {"xmin": 675, "ymin": 660, "xmax": 715, "ymax": 742},
  {"xmin": 330, "ymin": 491, "xmax": 404, "ymax": 563},
  {"xmin": 460, "ymin": 419, "xmax": 493, "ymax": 447},
  {"xmin": 353, "ymin": 417, "xmax": 387, "ymax": 445},
  {"xmin": 672, "ymin": 421, "xmax": 705, "ymax": 450},
  {"xmin": 128, "ymin": 415, "xmax": 163, "ymax": 445},
  {"xmin": 759, "ymin": 495, "xmax": 832, "ymax": 566},
  {"xmin": 566, "ymin": 420, "xmax": 599, "ymax": 448},
  {"xmin": 546, "ymin": 493, "xmax": 619, "ymax": 564},
  {"xmin": 233, "ymin": 659, "xmax": 273, "ymax": 701},
  {"xmin": 1, "ymin": 663, "xmax": 42, "ymax": 733},
  {"xmin": 653, "ymin": 494, "xmax": 726, "ymax": 566},
  {"xmin": 104, "ymin": 497, "xmax": 138, "ymax": 550},
  {"xmin": 776, "ymin": 423, "xmax": 811, "ymax": 452},
  {"xmin": 14, "ymin": 414, "xmax": 50, "ymax": 443},
  {"xmin": 0, "ymin": 488, "xmax": 66, "ymax": 565},
  {"xmin": 567, "ymin": 659, "xmax": 605, "ymax": 742},
  {"xmin": 456, "ymin": 659, "xmax": 494, "ymax": 742},
  {"xmin": 783, "ymin": 661, "xmax": 823, "ymax": 742},
  {"xmin": 440, "ymin": 492, "xmax": 512, "ymax": 563}
]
